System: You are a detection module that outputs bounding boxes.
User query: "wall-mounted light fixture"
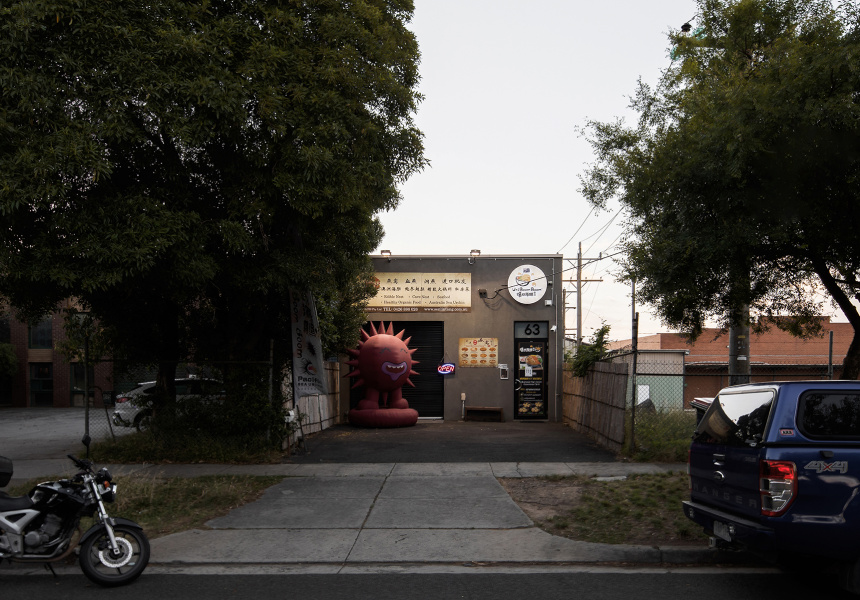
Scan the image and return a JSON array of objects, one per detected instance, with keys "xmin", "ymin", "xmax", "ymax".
[
  {"xmin": 380, "ymin": 249, "xmax": 392, "ymax": 262},
  {"xmin": 469, "ymin": 249, "xmax": 481, "ymax": 264}
]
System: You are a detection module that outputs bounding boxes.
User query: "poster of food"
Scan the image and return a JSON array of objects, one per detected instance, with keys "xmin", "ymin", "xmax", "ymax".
[
  {"xmin": 458, "ymin": 337, "xmax": 499, "ymax": 368},
  {"xmin": 516, "ymin": 341, "xmax": 547, "ymax": 418}
]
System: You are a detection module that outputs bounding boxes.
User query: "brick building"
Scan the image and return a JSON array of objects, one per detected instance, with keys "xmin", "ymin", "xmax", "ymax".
[
  {"xmin": 609, "ymin": 318, "xmax": 854, "ymax": 406},
  {"xmin": 2, "ymin": 306, "xmax": 114, "ymax": 408}
]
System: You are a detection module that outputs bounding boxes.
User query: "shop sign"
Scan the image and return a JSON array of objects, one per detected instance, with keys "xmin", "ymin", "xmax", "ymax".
[
  {"xmin": 437, "ymin": 362, "xmax": 456, "ymax": 375},
  {"xmin": 366, "ymin": 272, "xmax": 471, "ymax": 313},
  {"xmin": 508, "ymin": 265, "xmax": 547, "ymax": 305}
]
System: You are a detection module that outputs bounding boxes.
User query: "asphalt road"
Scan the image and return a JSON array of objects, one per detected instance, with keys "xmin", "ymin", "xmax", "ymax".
[
  {"xmin": 0, "ymin": 407, "xmax": 617, "ymax": 464},
  {"xmin": 0, "ymin": 407, "xmax": 122, "ymax": 460},
  {"xmin": 288, "ymin": 421, "xmax": 617, "ymax": 463},
  {"xmin": 0, "ymin": 570, "xmax": 852, "ymax": 600}
]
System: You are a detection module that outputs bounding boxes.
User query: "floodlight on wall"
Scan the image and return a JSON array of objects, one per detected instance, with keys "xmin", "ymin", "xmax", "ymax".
[
  {"xmin": 469, "ymin": 249, "xmax": 481, "ymax": 264},
  {"xmin": 380, "ymin": 249, "xmax": 392, "ymax": 262}
]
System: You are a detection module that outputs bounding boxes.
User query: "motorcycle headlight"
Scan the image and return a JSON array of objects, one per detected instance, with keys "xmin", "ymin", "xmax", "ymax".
[
  {"xmin": 99, "ymin": 482, "xmax": 117, "ymax": 503},
  {"xmin": 96, "ymin": 467, "xmax": 112, "ymax": 483}
]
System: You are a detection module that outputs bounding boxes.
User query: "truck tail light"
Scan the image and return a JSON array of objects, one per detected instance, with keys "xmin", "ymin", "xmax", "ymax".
[{"xmin": 760, "ymin": 460, "xmax": 796, "ymax": 516}]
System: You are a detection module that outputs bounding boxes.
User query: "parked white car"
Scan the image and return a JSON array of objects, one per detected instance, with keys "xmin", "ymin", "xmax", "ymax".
[{"xmin": 112, "ymin": 378, "xmax": 225, "ymax": 432}]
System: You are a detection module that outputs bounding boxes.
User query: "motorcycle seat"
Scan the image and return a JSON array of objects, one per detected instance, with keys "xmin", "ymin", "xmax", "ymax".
[{"xmin": 0, "ymin": 491, "xmax": 34, "ymax": 511}]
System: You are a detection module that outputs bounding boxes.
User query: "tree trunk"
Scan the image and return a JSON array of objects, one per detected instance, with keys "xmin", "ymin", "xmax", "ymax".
[
  {"xmin": 812, "ymin": 258, "xmax": 860, "ymax": 379},
  {"xmin": 153, "ymin": 303, "xmax": 180, "ymax": 410}
]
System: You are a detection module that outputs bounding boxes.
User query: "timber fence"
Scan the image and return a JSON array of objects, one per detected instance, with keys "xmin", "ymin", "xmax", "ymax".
[{"xmin": 562, "ymin": 361, "xmax": 628, "ymax": 453}]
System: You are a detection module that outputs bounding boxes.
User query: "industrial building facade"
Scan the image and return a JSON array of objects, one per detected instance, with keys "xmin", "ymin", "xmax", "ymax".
[{"xmin": 348, "ymin": 253, "xmax": 565, "ymax": 422}]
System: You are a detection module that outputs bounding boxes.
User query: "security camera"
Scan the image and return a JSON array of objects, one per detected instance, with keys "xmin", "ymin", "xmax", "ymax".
[{"xmin": 550, "ymin": 325, "xmax": 557, "ymax": 332}]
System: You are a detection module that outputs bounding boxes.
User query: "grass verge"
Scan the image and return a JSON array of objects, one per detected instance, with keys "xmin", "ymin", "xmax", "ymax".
[
  {"xmin": 501, "ymin": 471, "xmax": 708, "ymax": 546},
  {"xmin": 7, "ymin": 474, "xmax": 284, "ymax": 538}
]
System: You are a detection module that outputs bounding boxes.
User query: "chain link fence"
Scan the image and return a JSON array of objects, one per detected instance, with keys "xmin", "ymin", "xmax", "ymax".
[
  {"xmin": 79, "ymin": 360, "xmax": 281, "ymax": 446},
  {"xmin": 600, "ymin": 350, "xmax": 844, "ymax": 461}
]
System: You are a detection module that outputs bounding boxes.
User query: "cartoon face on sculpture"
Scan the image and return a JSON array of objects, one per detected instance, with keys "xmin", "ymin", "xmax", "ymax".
[
  {"xmin": 346, "ymin": 322, "xmax": 418, "ymax": 392},
  {"xmin": 356, "ymin": 335, "xmax": 413, "ymax": 390}
]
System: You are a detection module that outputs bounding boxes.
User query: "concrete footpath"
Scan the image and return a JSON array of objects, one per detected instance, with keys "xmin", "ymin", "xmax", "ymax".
[{"xmin": 1, "ymin": 459, "xmax": 747, "ymax": 574}]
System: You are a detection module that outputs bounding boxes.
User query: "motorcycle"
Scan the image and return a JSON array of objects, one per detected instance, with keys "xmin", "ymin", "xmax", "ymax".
[{"xmin": 0, "ymin": 453, "xmax": 150, "ymax": 586}]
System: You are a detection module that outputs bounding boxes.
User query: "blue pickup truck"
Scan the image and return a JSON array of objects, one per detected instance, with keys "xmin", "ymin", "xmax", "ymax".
[{"xmin": 684, "ymin": 381, "xmax": 860, "ymax": 594}]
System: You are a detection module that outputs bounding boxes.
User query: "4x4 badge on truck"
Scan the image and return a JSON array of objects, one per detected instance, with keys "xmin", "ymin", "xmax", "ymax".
[{"xmin": 804, "ymin": 461, "xmax": 848, "ymax": 474}]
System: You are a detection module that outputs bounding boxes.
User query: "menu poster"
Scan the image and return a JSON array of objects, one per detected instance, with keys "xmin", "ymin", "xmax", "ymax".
[
  {"xmin": 458, "ymin": 337, "xmax": 499, "ymax": 368},
  {"xmin": 517, "ymin": 340, "xmax": 546, "ymax": 417}
]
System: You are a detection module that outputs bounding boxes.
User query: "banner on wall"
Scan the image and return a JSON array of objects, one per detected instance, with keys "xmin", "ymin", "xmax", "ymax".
[
  {"xmin": 366, "ymin": 272, "xmax": 472, "ymax": 312},
  {"xmin": 289, "ymin": 289, "xmax": 328, "ymax": 398}
]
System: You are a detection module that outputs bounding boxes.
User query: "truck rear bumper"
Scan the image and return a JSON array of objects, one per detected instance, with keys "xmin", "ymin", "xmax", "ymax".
[{"xmin": 682, "ymin": 500, "xmax": 775, "ymax": 553}]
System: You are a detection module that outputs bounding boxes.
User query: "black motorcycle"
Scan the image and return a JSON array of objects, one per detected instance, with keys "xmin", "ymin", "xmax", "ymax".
[{"xmin": 0, "ymin": 454, "xmax": 150, "ymax": 586}]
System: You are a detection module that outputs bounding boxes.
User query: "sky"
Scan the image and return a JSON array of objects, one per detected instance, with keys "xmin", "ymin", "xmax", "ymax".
[{"xmin": 376, "ymin": 0, "xmax": 699, "ymax": 342}]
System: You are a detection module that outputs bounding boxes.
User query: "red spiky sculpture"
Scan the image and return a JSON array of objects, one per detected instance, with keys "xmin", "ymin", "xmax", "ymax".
[{"xmin": 346, "ymin": 322, "xmax": 420, "ymax": 427}]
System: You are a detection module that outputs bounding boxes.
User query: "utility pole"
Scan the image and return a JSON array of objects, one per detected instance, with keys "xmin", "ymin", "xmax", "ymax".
[{"xmin": 563, "ymin": 242, "xmax": 603, "ymax": 347}]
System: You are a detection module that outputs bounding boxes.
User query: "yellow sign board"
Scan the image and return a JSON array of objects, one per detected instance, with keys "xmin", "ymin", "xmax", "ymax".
[{"xmin": 366, "ymin": 273, "xmax": 472, "ymax": 313}]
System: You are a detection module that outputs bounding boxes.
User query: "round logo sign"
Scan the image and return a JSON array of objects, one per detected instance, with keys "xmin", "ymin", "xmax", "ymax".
[{"xmin": 508, "ymin": 265, "xmax": 548, "ymax": 305}]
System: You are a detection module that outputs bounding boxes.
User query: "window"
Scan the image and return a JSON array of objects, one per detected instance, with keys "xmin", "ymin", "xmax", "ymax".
[
  {"xmin": 694, "ymin": 390, "xmax": 774, "ymax": 447},
  {"xmin": 798, "ymin": 391, "xmax": 860, "ymax": 440},
  {"xmin": 70, "ymin": 363, "xmax": 96, "ymax": 405},
  {"xmin": 28, "ymin": 317, "xmax": 52, "ymax": 349},
  {"xmin": 30, "ymin": 363, "xmax": 53, "ymax": 407}
]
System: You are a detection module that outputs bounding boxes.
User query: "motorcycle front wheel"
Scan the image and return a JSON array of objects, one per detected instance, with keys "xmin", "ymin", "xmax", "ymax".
[{"xmin": 79, "ymin": 524, "xmax": 150, "ymax": 587}]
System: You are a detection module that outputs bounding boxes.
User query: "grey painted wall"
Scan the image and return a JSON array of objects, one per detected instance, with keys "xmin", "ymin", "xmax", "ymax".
[{"xmin": 359, "ymin": 254, "xmax": 564, "ymax": 422}]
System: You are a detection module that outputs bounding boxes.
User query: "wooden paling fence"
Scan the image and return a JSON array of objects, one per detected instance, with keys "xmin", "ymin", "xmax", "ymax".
[{"xmin": 563, "ymin": 362, "xmax": 628, "ymax": 453}]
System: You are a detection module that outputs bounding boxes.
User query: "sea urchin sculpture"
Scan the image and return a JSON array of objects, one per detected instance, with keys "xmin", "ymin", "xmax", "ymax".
[{"xmin": 346, "ymin": 322, "xmax": 420, "ymax": 427}]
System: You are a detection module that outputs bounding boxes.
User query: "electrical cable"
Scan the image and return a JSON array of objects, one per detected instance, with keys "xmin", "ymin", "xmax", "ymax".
[{"xmin": 557, "ymin": 205, "xmax": 596, "ymax": 254}]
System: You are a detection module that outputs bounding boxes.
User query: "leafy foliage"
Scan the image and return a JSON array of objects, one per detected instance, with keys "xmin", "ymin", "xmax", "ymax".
[
  {"xmin": 580, "ymin": 0, "xmax": 860, "ymax": 376},
  {"xmin": 0, "ymin": 2, "xmax": 426, "ymax": 392},
  {"xmin": 0, "ymin": 343, "xmax": 16, "ymax": 379},
  {"xmin": 568, "ymin": 324, "xmax": 611, "ymax": 377}
]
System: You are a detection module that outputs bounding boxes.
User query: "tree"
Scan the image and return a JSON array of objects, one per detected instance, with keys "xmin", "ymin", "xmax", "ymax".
[
  {"xmin": 0, "ymin": 1, "xmax": 426, "ymax": 396},
  {"xmin": 580, "ymin": 0, "xmax": 860, "ymax": 377},
  {"xmin": 567, "ymin": 323, "xmax": 611, "ymax": 377}
]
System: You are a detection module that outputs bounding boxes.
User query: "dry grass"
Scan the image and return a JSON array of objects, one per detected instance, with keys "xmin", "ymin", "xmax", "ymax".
[
  {"xmin": 7, "ymin": 474, "xmax": 283, "ymax": 539},
  {"xmin": 500, "ymin": 471, "xmax": 709, "ymax": 546}
]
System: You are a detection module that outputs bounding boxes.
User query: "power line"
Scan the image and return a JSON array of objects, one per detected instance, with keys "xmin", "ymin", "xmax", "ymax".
[{"xmin": 557, "ymin": 205, "xmax": 596, "ymax": 254}]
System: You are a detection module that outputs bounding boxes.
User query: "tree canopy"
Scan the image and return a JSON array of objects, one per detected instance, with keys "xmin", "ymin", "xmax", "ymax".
[
  {"xmin": 580, "ymin": 0, "xmax": 860, "ymax": 377},
  {"xmin": 0, "ymin": 1, "xmax": 425, "ymax": 385}
]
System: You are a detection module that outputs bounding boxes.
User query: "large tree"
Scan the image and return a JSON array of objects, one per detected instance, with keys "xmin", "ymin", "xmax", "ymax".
[
  {"xmin": 581, "ymin": 0, "xmax": 860, "ymax": 377},
  {"xmin": 0, "ymin": 1, "xmax": 425, "ymax": 393}
]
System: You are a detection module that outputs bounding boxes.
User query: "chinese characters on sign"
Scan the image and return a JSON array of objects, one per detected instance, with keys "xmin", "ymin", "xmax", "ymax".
[
  {"xmin": 366, "ymin": 273, "xmax": 472, "ymax": 312},
  {"xmin": 516, "ymin": 341, "xmax": 546, "ymax": 417},
  {"xmin": 507, "ymin": 265, "xmax": 548, "ymax": 305},
  {"xmin": 458, "ymin": 337, "xmax": 499, "ymax": 368}
]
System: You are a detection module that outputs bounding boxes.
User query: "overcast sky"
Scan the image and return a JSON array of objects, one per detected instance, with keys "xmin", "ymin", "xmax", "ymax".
[{"xmin": 376, "ymin": 0, "xmax": 697, "ymax": 341}]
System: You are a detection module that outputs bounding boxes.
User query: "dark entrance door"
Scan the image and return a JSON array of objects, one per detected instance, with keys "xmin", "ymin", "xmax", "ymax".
[
  {"xmin": 350, "ymin": 321, "xmax": 444, "ymax": 418},
  {"xmin": 514, "ymin": 321, "xmax": 548, "ymax": 420}
]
